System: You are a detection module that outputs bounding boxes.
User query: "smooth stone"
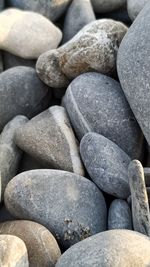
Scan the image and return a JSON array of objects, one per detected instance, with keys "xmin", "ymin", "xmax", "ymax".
[
  {"xmin": 63, "ymin": 72, "xmax": 143, "ymax": 159},
  {"xmin": 15, "ymin": 106, "xmax": 84, "ymax": 175},
  {"xmin": 63, "ymin": 0, "xmax": 95, "ymax": 43},
  {"xmin": 108, "ymin": 199, "xmax": 132, "ymax": 230},
  {"xmin": 19, "ymin": 153, "xmax": 44, "ymax": 172},
  {"xmin": 0, "ymin": 8, "xmax": 62, "ymax": 59},
  {"xmin": 4, "ymin": 169, "xmax": 107, "ymax": 249},
  {"xmin": 0, "ymin": 115, "xmax": 28, "ymax": 201},
  {"xmin": 128, "ymin": 160, "xmax": 150, "ymax": 236},
  {"xmin": 0, "ymin": 206, "xmax": 14, "ymax": 222},
  {"xmin": 117, "ymin": 2, "xmax": 150, "ymax": 146},
  {"xmin": 0, "ymin": 235, "xmax": 29, "ymax": 267},
  {"xmin": 91, "ymin": 0, "xmax": 126, "ymax": 13},
  {"xmin": 0, "ymin": 220, "xmax": 61, "ymax": 267},
  {"xmin": 56, "ymin": 230, "xmax": 150, "ymax": 267},
  {"xmin": 80, "ymin": 133, "xmax": 131, "ymax": 198},
  {"xmin": 0, "ymin": 66, "xmax": 51, "ymax": 131},
  {"xmin": 6, "ymin": 0, "xmax": 72, "ymax": 22},
  {"xmin": 3, "ymin": 51, "xmax": 35, "ymax": 70},
  {"xmin": 127, "ymin": 0, "xmax": 148, "ymax": 21},
  {"xmin": 36, "ymin": 19, "xmax": 127, "ymax": 88}
]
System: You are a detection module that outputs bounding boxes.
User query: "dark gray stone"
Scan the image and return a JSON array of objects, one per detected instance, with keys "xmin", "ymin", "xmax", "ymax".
[
  {"xmin": 63, "ymin": 72, "xmax": 143, "ymax": 159},
  {"xmin": 127, "ymin": 0, "xmax": 148, "ymax": 21},
  {"xmin": 91, "ymin": 0, "xmax": 126, "ymax": 13},
  {"xmin": 0, "ymin": 205, "xmax": 15, "ymax": 222},
  {"xmin": 80, "ymin": 132, "xmax": 131, "ymax": 198},
  {"xmin": 19, "ymin": 153, "xmax": 44, "ymax": 173},
  {"xmin": 3, "ymin": 51, "xmax": 35, "ymax": 70},
  {"xmin": 4, "ymin": 169, "xmax": 107, "ymax": 249},
  {"xmin": 0, "ymin": 66, "xmax": 52, "ymax": 131}
]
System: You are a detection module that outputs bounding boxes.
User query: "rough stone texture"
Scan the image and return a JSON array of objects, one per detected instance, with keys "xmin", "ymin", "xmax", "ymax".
[
  {"xmin": 0, "ymin": 115, "xmax": 28, "ymax": 201},
  {"xmin": 91, "ymin": 0, "xmax": 126, "ymax": 13},
  {"xmin": 6, "ymin": 0, "xmax": 72, "ymax": 22},
  {"xmin": 63, "ymin": 0, "xmax": 95, "ymax": 43},
  {"xmin": 4, "ymin": 169, "xmax": 107, "ymax": 249},
  {"xmin": 0, "ymin": 235, "xmax": 29, "ymax": 267},
  {"xmin": 3, "ymin": 51, "xmax": 35, "ymax": 70},
  {"xmin": 117, "ymin": 2, "xmax": 150, "ymax": 147},
  {"xmin": 15, "ymin": 106, "xmax": 84, "ymax": 175},
  {"xmin": 63, "ymin": 72, "xmax": 143, "ymax": 159},
  {"xmin": 80, "ymin": 133, "xmax": 131, "ymax": 198},
  {"xmin": 127, "ymin": 0, "xmax": 148, "ymax": 21},
  {"xmin": 108, "ymin": 199, "xmax": 132, "ymax": 230},
  {"xmin": 128, "ymin": 160, "xmax": 150, "ymax": 236},
  {"xmin": 0, "ymin": 8, "xmax": 62, "ymax": 59},
  {"xmin": 36, "ymin": 19, "xmax": 127, "ymax": 88},
  {"xmin": 0, "ymin": 220, "xmax": 61, "ymax": 267},
  {"xmin": 0, "ymin": 66, "xmax": 51, "ymax": 131}
]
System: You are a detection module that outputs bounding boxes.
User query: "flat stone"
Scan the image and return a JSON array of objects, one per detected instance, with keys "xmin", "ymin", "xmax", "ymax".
[
  {"xmin": 108, "ymin": 199, "xmax": 132, "ymax": 230},
  {"xmin": 80, "ymin": 132, "xmax": 131, "ymax": 198},
  {"xmin": 127, "ymin": 0, "xmax": 148, "ymax": 21},
  {"xmin": 3, "ymin": 51, "xmax": 35, "ymax": 70},
  {"xmin": 36, "ymin": 19, "xmax": 127, "ymax": 88},
  {"xmin": 15, "ymin": 106, "xmax": 84, "ymax": 175},
  {"xmin": 0, "ymin": 220, "xmax": 61, "ymax": 267},
  {"xmin": 63, "ymin": 72, "xmax": 143, "ymax": 159},
  {"xmin": 56, "ymin": 230, "xmax": 150, "ymax": 267},
  {"xmin": 91, "ymin": 0, "xmax": 126, "ymax": 13},
  {"xmin": 117, "ymin": 2, "xmax": 150, "ymax": 146},
  {"xmin": 0, "ymin": 66, "xmax": 51, "ymax": 131},
  {"xmin": 0, "ymin": 235, "xmax": 29, "ymax": 267},
  {"xmin": 0, "ymin": 8, "xmax": 62, "ymax": 59},
  {"xmin": 4, "ymin": 169, "xmax": 107, "ymax": 249}
]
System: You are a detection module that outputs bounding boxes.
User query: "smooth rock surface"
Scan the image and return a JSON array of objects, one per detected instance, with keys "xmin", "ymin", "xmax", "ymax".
[
  {"xmin": 4, "ymin": 169, "xmax": 107, "ymax": 249},
  {"xmin": 56, "ymin": 230, "xmax": 150, "ymax": 267},
  {"xmin": 0, "ymin": 221, "xmax": 61, "ymax": 267},
  {"xmin": 0, "ymin": 66, "xmax": 51, "ymax": 131},
  {"xmin": 80, "ymin": 133, "xmax": 131, "ymax": 198},
  {"xmin": 3, "ymin": 51, "xmax": 35, "ymax": 70},
  {"xmin": 91, "ymin": 0, "xmax": 126, "ymax": 13},
  {"xmin": 63, "ymin": 72, "xmax": 143, "ymax": 159},
  {"xmin": 127, "ymin": 0, "xmax": 148, "ymax": 21}
]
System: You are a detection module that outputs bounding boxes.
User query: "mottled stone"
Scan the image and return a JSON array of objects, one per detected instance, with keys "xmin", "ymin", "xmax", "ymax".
[
  {"xmin": 56, "ymin": 230, "xmax": 150, "ymax": 267},
  {"xmin": 63, "ymin": 72, "xmax": 143, "ymax": 159},
  {"xmin": 36, "ymin": 19, "xmax": 127, "ymax": 88},
  {"xmin": 0, "ymin": 66, "xmax": 51, "ymax": 131},
  {"xmin": 0, "ymin": 221, "xmax": 61, "ymax": 267},
  {"xmin": 127, "ymin": 0, "xmax": 148, "ymax": 21},
  {"xmin": 91, "ymin": 0, "xmax": 126, "ymax": 13},
  {"xmin": 3, "ymin": 51, "xmax": 35, "ymax": 70},
  {"xmin": 0, "ymin": 8, "xmax": 62, "ymax": 59},
  {"xmin": 4, "ymin": 169, "xmax": 107, "ymax": 249}
]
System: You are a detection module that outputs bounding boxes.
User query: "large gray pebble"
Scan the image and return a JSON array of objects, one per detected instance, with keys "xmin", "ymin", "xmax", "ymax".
[
  {"xmin": 3, "ymin": 51, "xmax": 35, "ymax": 70},
  {"xmin": 4, "ymin": 169, "xmax": 107, "ymax": 249},
  {"xmin": 91, "ymin": 0, "xmax": 126, "ymax": 13},
  {"xmin": 80, "ymin": 133, "xmax": 131, "ymax": 198},
  {"xmin": 127, "ymin": 0, "xmax": 148, "ymax": 21},
  {"xmin": 63, "ymin": 72, "xmax": 143, "ymax": 159},
  {"xmin": 0, "ymin": 66, "xmax": 51, "ymax": 131}
]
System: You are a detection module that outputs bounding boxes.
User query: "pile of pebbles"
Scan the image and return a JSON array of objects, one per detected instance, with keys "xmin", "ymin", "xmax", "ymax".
[{"xmin": 0, "ymin": 0, "xmax": 150, "ymax": 266}]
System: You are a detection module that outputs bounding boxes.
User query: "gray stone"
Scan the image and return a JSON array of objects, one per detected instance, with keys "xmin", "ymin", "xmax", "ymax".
[
  {"xmin": 108, "ymin": 199, "xmax": 132, "ymax": 230},
  {"xmin": 56, "ymin": 230, "xmax": 150, "ymax": 267},
  {"xmin": 63, "ymin": 72, "xmax": 143, "ymax": 159},
  {"xmin": 0, "ymin": 115, "xmax": 28, "ymax": 201},
  {"xmin": 63, "ymin": 0, "xmax": 95, "ymax": 43},
  {"xmin": 128, "ymin": 160, "xmax": 150, "ymax": 236},
  {"xmin": 0, "ymin": 220, "xmax": 61, "ymax": 267},
  {"xmin": 15, "ymin": 106, "xmax": 84, "ymax": 175},
  {"xmin": 127, "ymin": 0, "xmax": 148, "ymax": 21},
  {"xmin": 91, "ymin": 0, "xmax": 126, "ymax": 13},
  {"xmin": 36, "ymin": 19, "xmax": 127, "ymax": 88},
  {"xmin": 80, "ymin": 132, "xmax": 130, "ymax": 198},
  {"xmin": 0, "ymin": 66, "xmax": 51, "ymax": 131},
  {"xmin": 117, "ymin": 2, "xmax": 150, "ymax": 147},
  {"xmin": 4, "ymin": 169, "xmax": 107, "ymax": 249},
  {"xmin": 3, "ymin": 51, "xmax": 35, "ymax": 70}
]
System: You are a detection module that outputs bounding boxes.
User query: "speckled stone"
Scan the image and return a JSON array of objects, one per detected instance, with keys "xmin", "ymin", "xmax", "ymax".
[
  {"xmin": 3, "ymin": 51, "xmax": 35, "ymax": 70},
  {"xmin": 80, "ymin": 133, "xmax": 131, "ymax": 198},
  {"xmin": 127, "ymin": 0, "xmax": 148, "ymax": 21},
  {"xmin": 4, "ymin": 169, "xmax": 107, "ymax": 249},
  {"xmin": 117, "ymin": 2, "xmax": 150, "ymax": 147},
  {"xmin": 0, "ymin": 221, "xmax": 61, "ymax": 267},
  {"xmin": 91, "ymin": 0, "xmax": 126, "ymax": 13},
  {"xmin": 63, "ymin": 72, "xmax": 143, "ymax": 159},
  {"xmin": 56, "ymin": 230, "xmax": 150, "ymax": 267}
]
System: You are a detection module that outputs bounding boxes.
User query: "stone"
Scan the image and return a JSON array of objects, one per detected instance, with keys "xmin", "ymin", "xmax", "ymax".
[
  {"xmin": 128, "ymin": 160, "xmax": 150, "ymax": 236},
  {"xmin": 63, "ymin": 0, "xmax": 95, "ymax": 43},
  {"xmin": 103, "ymin": 7, "xmax": 131, "ymax": 26},
  {"xmin": 127, "ymin": 0, "xmax": 148, "ymax": 21},
  {"xmin": 0, "ymin": 206, "xmax": 14, "ymax": 223},
  {"xmin": 19, "ymin": 153, "xmax": 44, "ymax": 172},
  {"xmin": 63, "ymin": 72, "xmax": 143, "ymax": 159},
  {"xmin": 4, "ymin": 169, "xmax": 107, "ymax": 249},
  {"xmin": 36, "ymin": 19, "xmax": 127, "ymax": 88},
  {"xmin": 80, "ymin": 132, "xmax": 131, "ymax": 198},
  {"xmin": 56, "ymin": 230, "xmax": 150, "ymax": 267},
  {"xmin": 0, "ymin": 8, "xmax": 62, "ymax": 59},
  {"xmin": 0, "ymin": 220, "xmax": 61, "ymax": 267},
  {"xmin": 145, "ymin": 168, "xmax": 150, "ymax": 186},
  {"xmin": 0, "ymin": 235, "xmax": 29, "ymax": 267},
  {"xmin": 6, "ymin": 0, "xmax": 72, "ymax": 22},
  {"xmin": 0, "ymin": 115, "xmax": 28, "ymax": 201},
  {"xmin": 0, "ymin": 66, "xmax": 51, "ymax": 131},
  {"xmin": 15, "ymin": 106, "xmax": 84, "ymax": 176},
  {"xmin": 117, "ymin": 2, "xmax": 150, "ymax": 147},
  {"xmin": 3, "ymin": 51, "xmax": 35, "ymax": 70},
  {"xmin": 108, "ymin": 199, "xmax": 132, "ymax": 230},
  {"xmin": 91, "ymin": 0, "xmax": 126, "ymax": 13}
]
